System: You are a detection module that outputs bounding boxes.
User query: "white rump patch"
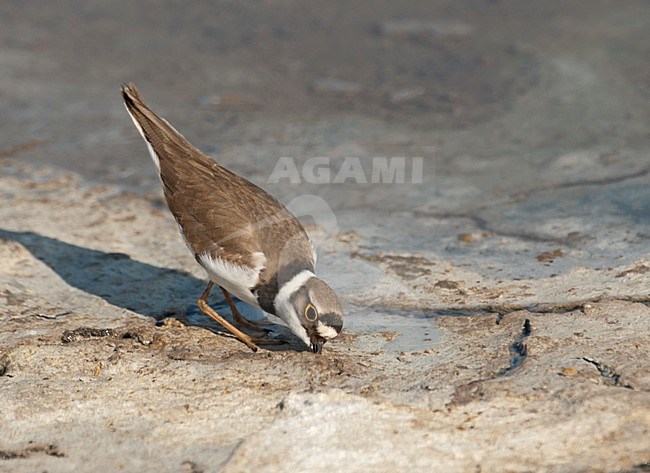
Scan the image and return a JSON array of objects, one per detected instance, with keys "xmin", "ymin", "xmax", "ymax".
[
  {"xmin": 198, "ymin": 252, "xmax": 266, "ymax": 308},
  {"xmin": 316, "ymin": 323, "xmax": 338, "ymax": 340},
  {"xmin": 124, "ymin": 104, "xmax": 161, "ymax": 172},
  {"xmin": 273, "ymin": 270, "xmax": 315, "ymax": 348}
]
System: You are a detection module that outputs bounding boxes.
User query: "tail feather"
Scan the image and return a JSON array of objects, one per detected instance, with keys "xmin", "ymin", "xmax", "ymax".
[
  {"xmin": 121, "ymin": 82, "xmax": 145, "ymax": 104},
  {"xmin": 121, "ymin": 82, "xmax": 204, "ymax": 172}
]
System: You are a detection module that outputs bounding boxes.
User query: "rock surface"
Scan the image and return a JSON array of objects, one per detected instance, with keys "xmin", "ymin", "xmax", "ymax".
[{"xmin": 1, "ymin": 1, "xmax": 649, "ymax": 472}]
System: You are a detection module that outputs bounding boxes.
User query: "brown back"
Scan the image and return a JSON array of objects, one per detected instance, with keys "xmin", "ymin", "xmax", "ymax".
[{"xmin": 122, "ymin": 83, "xmax": 315, "ymax": 282}]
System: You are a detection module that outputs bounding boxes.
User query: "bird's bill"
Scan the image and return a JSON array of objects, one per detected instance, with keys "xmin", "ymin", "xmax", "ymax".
[{"xmin": 310, "ymin": 338, "xmax": 325, "ymax": 354}]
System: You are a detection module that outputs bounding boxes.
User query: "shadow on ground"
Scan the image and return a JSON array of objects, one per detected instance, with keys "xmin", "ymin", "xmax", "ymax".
[{"xmin": 0, "ymin": 229, "xmax": 301, "ymax": 350}]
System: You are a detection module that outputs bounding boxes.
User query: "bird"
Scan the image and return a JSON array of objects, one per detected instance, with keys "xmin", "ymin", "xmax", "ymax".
[{"xmin": 121, "ymin": 83, "xmax": 343, "ymax": 353}]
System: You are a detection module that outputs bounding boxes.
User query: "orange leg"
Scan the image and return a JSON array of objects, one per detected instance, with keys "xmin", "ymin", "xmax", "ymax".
[
  {"xmin": 197, "ymin": 282, "xmax": 258, "ymax": 352},
  {"xmin": 220, "ymin": 287, "xmax": 287, "ymax": 346},
  {"xmin": 220, "ymin": 287, "xmax": 272, "ymax": 329}
]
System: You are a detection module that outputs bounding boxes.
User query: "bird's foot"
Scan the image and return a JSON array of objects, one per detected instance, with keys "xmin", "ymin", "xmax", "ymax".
[{"xmin": 197, "ymin": 297, "xmax": 259, "ymax": 352}]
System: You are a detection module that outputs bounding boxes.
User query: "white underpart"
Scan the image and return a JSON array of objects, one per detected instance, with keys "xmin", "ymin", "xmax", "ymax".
[
  {"xmin": 274, "ymin": 269, "xmax": 315, "ymax": 348},
  {"xmin": 124, "ymin": 105, "xmax": 161, "ymax": 172},
  {"xmin": 316, "ymin": 323, "xmax": 338, "ymax": 340},
  {"xmin": 198, "ymin": 252, "xmax": 267, "ymax": 309}
]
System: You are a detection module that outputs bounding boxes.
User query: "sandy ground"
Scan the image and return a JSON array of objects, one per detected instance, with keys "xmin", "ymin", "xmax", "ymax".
[{"xmin": 1, "ymin": 1, "xmax": 649, "ymax": 472}]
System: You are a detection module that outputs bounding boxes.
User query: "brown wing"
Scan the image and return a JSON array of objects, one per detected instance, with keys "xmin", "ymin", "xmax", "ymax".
[{"xmin": 121, "ymin": 83, "xmax": 315, "ymax": 278}]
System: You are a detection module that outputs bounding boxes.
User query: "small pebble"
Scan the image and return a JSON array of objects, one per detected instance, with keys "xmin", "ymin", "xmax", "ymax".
[{"xmin": 560, "ymin": 367, "xmax": 579, "ymax": 377}]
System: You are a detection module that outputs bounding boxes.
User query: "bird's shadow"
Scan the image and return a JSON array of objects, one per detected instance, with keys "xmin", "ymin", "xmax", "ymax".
[{"xmin": 0, "ymin": 229, "xmax": 303, "ymax": 351}]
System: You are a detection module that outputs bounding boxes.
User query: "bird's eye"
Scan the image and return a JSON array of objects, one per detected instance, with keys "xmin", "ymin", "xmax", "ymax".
[{"xmin": 304, "ymin": 303, "xmax": 318, "ymax": 322}]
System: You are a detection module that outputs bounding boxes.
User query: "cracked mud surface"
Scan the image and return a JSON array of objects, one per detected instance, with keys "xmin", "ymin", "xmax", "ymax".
[{"xmin": 1, "ymin": 1, "xmax": 650, "ymax": 472}]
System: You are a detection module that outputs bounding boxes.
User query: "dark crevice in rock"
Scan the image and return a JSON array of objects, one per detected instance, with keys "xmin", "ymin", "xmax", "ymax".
[
  {"xmin": 32, "ymin": 310, "xmax": 73, "ymax": 320},
  {"xmin": 0, "ymin": 355, "xmax": 9, "ymax": 377},
  {"xmin": 582, "ymin": 357, "xmax": 633, "ymax": 389},
  {"xmin": 416, "ymin": 211, "xmax": 568, "ymax": 244},
  {"xmin": 497, "ymin": 319, "xmax": 531, "ymax": 376},
  {"xmin": 61, "ymin": 327, "xmax": 117, "ymax": 343},
  {"xmin": 61, "ymin": 326, "xmax": 155, "ymax": 346},
  {"xmin": 447, "ymin": 318, "xmax": 533, "ymax": 401},
  {"xmin": 371, "ymin": 297, "xmax": 650, "ymax": 320},
  {"xmin": 415, "ymin": 165, "xmax": 650, "ymax": 244},
  {"xmin": 120, "ymin": 330, "xmax": 154, "ymax": 346},
  {"xmin": 511, "ymin": 165, "xmax": 650, "ymax": 201},
  {"xmin": 0, "ymin": 444, "xmax": 65, "ymax": 460}
]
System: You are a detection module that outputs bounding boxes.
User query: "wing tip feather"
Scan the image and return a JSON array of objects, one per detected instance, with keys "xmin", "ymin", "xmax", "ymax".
[{"xmin": 121, "ymin": 82, "xmax": 144, "ymax": 105}]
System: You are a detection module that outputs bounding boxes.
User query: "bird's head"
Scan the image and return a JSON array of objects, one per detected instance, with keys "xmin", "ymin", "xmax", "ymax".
[{"xmin": 275, "ymin": 272, "xmax": 343, "ymax": 353}]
